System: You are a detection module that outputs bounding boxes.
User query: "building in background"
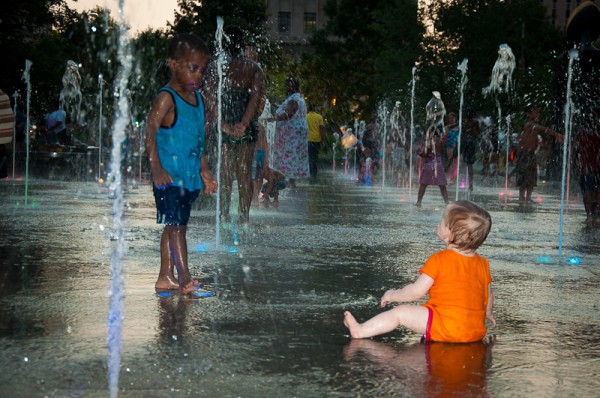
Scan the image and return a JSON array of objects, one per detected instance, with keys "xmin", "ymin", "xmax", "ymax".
[
  {"xmin": 539, "ymin": 0, "xmax": 588, "ymax": 30},
  {"xmin": 266, "ymin": 0, "xmax": 329, "ymax": 45},
  {"xmin": 265, "ymin": 1, "xmax": 591, "ymax": 48}
]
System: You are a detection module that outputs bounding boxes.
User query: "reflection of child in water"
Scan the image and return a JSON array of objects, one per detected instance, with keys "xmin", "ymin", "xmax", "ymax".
[
  {"xmin": 344, "ymin": 200, "xmax": 495, "ymax": 343},
  {"xmin": 344, "ymin": 337, "xmax": 494, "ymax": 397},
  {"xmin": 260, "ymin": 167, "xmax": 287, "ymax": 208}
]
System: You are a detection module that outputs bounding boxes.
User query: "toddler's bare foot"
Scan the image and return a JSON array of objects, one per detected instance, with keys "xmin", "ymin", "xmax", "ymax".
[
  {"xmin": 181, "ymin": 279, "xmax": 199, "ymax": 294},
  {"xmin": 344, "ymin": 311, "xmax": 365, "ymax": 339},
  {"xmin": 155, "ymin": 276, "xmax": 179, "ymax": 290}
]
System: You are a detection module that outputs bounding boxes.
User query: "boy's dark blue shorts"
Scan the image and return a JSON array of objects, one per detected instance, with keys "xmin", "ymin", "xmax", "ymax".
[{"xmin": 153, "ymin": 185, "xmax": 200, "ymax": 226}]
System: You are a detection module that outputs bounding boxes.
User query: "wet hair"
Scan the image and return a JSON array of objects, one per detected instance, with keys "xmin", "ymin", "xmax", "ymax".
[
  {"xmin": 223, "ymin": 26, "xmax": 245, "ymax": 55},
  {"xmin": 286, "ymin": 77, "xmax": 300, "ymax": 92},
  {"xmin": 168, "ymin": 33, "xmax": 209, "ymax": 60},
  {"xmin": 445, "ymin": 200, "xmax": 492, "ymax": 251}
]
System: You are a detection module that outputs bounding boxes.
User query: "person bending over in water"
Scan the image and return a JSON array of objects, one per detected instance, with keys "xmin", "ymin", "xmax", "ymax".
[
  {"xmin": 344, "ymin": 200, "xmax": 496, "ymax": 343},
  {"xmin": 145, "ymin": 33, "xmax": 217, "ymax": 294}
]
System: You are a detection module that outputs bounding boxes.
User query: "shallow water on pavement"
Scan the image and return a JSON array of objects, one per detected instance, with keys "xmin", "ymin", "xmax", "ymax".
[{"xmin": 0, "ymin": 171, "xmax": 599, "ymax": 397}]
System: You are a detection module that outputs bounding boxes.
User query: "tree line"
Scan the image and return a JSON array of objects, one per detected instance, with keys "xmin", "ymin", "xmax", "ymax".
[{"xmin": 0, "ymin": 0, "xmax": 572, "ymax": 146}]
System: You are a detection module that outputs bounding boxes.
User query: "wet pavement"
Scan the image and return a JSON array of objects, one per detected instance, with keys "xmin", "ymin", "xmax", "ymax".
[{"xmin": 0, "ymin": 169, "xmax": 599, "ymax": 397}]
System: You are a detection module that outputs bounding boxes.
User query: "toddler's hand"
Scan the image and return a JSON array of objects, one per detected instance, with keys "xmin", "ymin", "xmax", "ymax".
[
  {"xmin": 486, "ymin": 312, "xmax": 496, "ymax": 328},
  {"xmin": 380, "ymin": 290, "xmax": 394, "ymax": 307}
]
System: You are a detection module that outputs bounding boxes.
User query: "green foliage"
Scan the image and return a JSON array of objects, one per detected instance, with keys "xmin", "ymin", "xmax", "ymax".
[
  {"xmin": 424, "ymin": 0, "xmax": 564, "ymax": 117},
  {"xmin": 0, "ymin": 0, "xmax": 570, "ymax": 148},
  {"xmin": 303, "ymin": 0, "xmax": 426, "ymax": 124},
  {"xmin": 171, "ymin": 0, "xmax": 269, "ymax": 49}
]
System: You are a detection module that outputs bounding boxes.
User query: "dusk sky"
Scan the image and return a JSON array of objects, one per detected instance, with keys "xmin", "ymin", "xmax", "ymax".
[{"xmin": 66, "ymin": 0, "xmax": 179, "ymax": 35}]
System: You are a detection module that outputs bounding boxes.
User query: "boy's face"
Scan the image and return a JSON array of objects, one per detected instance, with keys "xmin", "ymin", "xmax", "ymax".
[
  {"xmin": 527, "ymin": 107, "xmax": 540, "ymax": 122},
  {"xmin": 169, "ymin": 50, "xmax": 209, "ymax": 92}
]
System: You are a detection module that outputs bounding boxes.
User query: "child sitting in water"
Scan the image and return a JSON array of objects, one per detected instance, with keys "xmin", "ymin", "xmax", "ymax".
[
  {"xmin": 260, "ymin": 167, "xmax": 287, "ymax": 208},
  {"xmin": 344, "ymin": 200, "xmax": 496, "ymax": 343}
]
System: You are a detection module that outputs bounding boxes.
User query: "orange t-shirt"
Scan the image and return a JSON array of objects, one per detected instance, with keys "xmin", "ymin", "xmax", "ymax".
[{"xmin": 420, "ymin": 249, "xmax": 492, "ymax": 343}]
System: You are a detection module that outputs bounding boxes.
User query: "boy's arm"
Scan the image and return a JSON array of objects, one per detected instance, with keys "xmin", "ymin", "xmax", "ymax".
[
  {"xmin": 486, "ymin": 285, "xmax": 496, "ymax": 327},
  {"xmin": 380, "ymin": 273, "xmax": 434, "ymax": 307},
  {"xmin": 200, "ymin": 153, "xmax": 217, "ymax": 193},
  {"xmin": 233, "ymin": 65, "xmax": 266, "ymax": 136},
  {"xmin": 144, "ymin": 92, "xmax": 174, "ymax": 188}
]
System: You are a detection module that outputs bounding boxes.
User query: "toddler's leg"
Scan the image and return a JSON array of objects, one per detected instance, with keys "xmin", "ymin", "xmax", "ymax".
[{"xmin": 344, "ymin": 305, "xmax": 429, "ymax": 339}]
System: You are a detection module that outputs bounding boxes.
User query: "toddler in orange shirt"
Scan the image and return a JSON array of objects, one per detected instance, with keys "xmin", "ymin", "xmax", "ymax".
[{"xmin": 344, "ymin": 200, "xmax": 496, "ymax": 342}]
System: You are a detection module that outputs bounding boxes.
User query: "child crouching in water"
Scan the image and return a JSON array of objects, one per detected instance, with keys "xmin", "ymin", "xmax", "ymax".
[
  {"xmin": 260, "ymin": 167, "xmax": 287, "ymax": 208},
  {"xmin": 344, "ymin": 200, "xmax": 495, "ymax": 342}
]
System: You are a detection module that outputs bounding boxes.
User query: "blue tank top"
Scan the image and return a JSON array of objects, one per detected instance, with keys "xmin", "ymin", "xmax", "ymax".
[{"xmin": 156, "ymin": 87, "xmax": 205, "ymax": 191}]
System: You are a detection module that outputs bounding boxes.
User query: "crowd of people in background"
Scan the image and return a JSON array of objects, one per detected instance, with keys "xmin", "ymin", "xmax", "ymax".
[{"xmin": 1, "ymin": 31, "xmax": 598, "ymax": 229}]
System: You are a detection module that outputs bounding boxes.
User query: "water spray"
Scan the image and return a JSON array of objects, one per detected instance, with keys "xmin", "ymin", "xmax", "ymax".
[
  {"xmin": 456, "ymin": 59, "xmax": 468, "ymax": 200},
  {"xmin": 409, "ymin": 66, "xmax": 417, "ymax": 195},
  {"xmin": 107, "ymin": 2, "xmax": 133, "ymax": 396},
  {"xmin": 21, "ymin": 60, "xmax": 32, "ymax": 205}
]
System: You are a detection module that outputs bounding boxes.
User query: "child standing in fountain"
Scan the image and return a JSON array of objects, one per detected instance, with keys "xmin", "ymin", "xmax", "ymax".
[
  {"xmin": 344, "ymin": 200, "xmax": 496, "ymax": 343},
  {"xmin": 145, "ymin": 34, "xmax": 217, "ymax": 294},
  {"xmin": 514, "ymin": 106, "xmax": 562, "ymax": 204}
]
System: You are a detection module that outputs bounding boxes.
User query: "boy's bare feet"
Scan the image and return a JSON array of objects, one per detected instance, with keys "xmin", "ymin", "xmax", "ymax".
[
  {"xmin": 155, "ymin": 276, "xmax": 179, "ymax": 290},
  {"xmin": 181, "ymin": 279, "xmax": 199, "ymax": 294},
  {"xmin": 344, "ymin": 311, "xmax": 364, "ymax": 339}
]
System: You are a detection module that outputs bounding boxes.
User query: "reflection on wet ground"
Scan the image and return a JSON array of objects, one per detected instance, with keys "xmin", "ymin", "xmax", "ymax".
[{"xmin": 0, "ymin": 171, "xmax": 599, "ymax": 397}]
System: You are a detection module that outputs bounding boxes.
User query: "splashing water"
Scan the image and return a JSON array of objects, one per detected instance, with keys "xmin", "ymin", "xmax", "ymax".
[
  {"xmin": 482, "ymin": 44, "xmax": 515, "ymax": 97},
  {"xmin": 332, "ymin": 132, "xmax": 339, "ymax": 172},
  {"xmin": 98, "ymin": 74, "xmax": 104, "ymax": 181},
  {"xmin": 21, "ymin": 60, "xmax": 32, "ymax": 205},
  {"xmin": 106, "ymin": 2, "xmax": 133, "ymax": 396},
  {"xmin": 483, "ymin": 44, "xmax": 515, "ymax": 184},
  {"xmin": 377, "ymin": 103, "xmax": 388, "ymax": 189},
  {"xmin": 59, "ymin": 60, "xmax": 82, "ymax": 125},
  {"xmin": 455, "ymin": 59, "xmax": 468, "ymax": 200},
  {"xmin": 214, "ymin": 16, "xmax": 226, "ymax": 247},
  {"xmin": 11, "ymin": 90, "xmax": 20, "ymax": 180},
  {"xmin": 260, "ymin": 98, "xmax": 276, "ymax": 166},
  {"xmin": 409, "ymin": 66, "xmax": 417, "ymax": 195},
  {"xmin": 425, "ymin": 92, "xmax": 445, "ymax": 178},
  {"xmin": 559, "ymin": 48, "xmax": 579, "ymax": 258}
]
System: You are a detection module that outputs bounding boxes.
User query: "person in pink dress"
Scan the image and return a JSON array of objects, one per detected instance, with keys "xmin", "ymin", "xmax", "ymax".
[{"xmin": 267, "ymin": 77, "xmax": 309, "ymax": 188}]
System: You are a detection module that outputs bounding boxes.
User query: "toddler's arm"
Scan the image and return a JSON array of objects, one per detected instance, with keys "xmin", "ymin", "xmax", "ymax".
[
  {"xmin": 380, "ymin": 273, "xmax": 433, "ymax": 307},
  {"xmin": 486, "ymin": 285, "xmax": 496, "ymax": 327}
]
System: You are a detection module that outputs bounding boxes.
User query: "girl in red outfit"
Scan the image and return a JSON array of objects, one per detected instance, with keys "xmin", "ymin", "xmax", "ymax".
[{"xmin": 344, "ymin": 201, "xmax": 496, "ymax": 342}]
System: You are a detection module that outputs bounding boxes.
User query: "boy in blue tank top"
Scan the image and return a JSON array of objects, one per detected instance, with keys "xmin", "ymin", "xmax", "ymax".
[{"xmin": 144, "ymin": 33, "xmax": 217, "ymax": 294}]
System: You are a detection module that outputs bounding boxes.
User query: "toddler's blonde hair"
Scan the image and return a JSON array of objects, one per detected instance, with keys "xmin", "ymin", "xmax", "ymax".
[{"xmin": 445, "ymin": 200, "xmax": 492, "ymax": 251}]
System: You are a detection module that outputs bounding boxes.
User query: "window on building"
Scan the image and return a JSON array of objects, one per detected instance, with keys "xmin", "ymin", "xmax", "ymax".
[
  {"xmin": 278, "ymin": 11, "xmax": 291, "ymax": 33},
  {"xmin": 304, "ymin": 12, "xmax": 317, "ymax": 34}
]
